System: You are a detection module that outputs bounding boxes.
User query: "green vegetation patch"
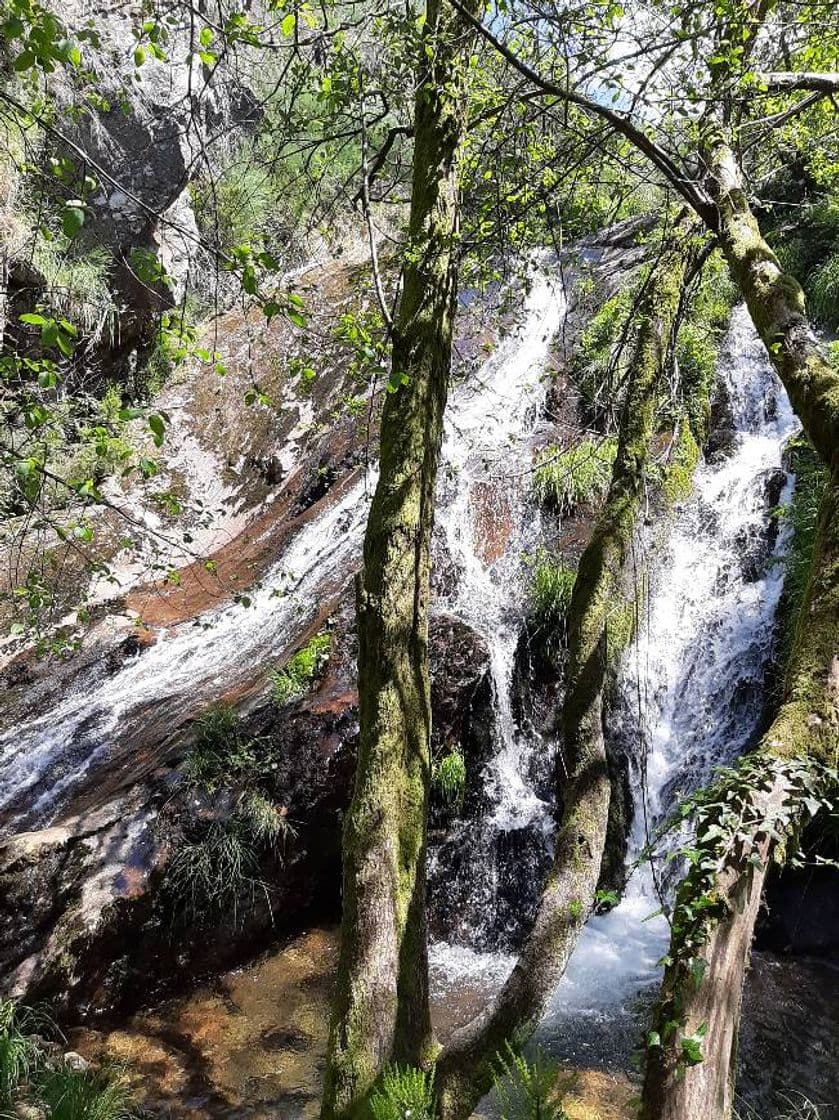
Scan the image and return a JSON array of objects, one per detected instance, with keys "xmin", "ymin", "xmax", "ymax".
[
  {"xmin": 777, "ymin": 436, "xmax": 830, "ymax": 670},
  {"xmin": 432, "ymin": 747, "xmax": 466, "ymax": 811},
  {"xmin": 0, "ymin": 999, "xmax": 136, "ymax": 1120},
  {"xmin": 370, "ymin": 1064, "xmax": 436, "ymax": 1120},
  {"xmin": 528, "ymin": 555, "xmax": 577, "ymax": 634},
  {"xmin": 662, "ymin": 422, "xmax": 700, "ymax": 505},
  {"xmin": 533, "ymin": 437, "xmax": 617, "ymax": 515},
  {"xmin": 492, "ymin": 1043, "xmax": 569, "ymax": 1120},
  {"xmin": 183, "ymin": 703, "xmax": 260, "ymax": 789},
  {"xmin": 272, "ymin": 631, "xmax": 332, "ymax": 705}
]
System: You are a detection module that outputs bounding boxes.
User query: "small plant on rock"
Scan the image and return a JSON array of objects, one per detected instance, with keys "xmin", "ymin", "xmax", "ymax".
[
  {"xmin": 183, "ymin": 703, "xmax": 259, "ymax": 789},
  {"xmin": 272, "ymin": 631, "xmax": 332, "ymax": 706},
  {"xmin": 369, "ymin": 1064, "xmax": 436, "ymax": 1120},
  {"xmin": 533, "ymin": 438, "xmax": 617, "ymax": 516},
  {"xmin": 432, "ymin": 748, "xmax": 466, "ymax": 810},
  {"xmin": 528, "ymin": 554, "xmax": 577, "ymax": 634}
]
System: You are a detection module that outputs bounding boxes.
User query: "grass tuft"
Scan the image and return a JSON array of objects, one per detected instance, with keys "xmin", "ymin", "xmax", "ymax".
[
  {"xmin": 528, "ymin": 555, "xmax": 577, "ymax": 633},
  {"xmin": 36, "ymin": 1064, "xmax": 136, "ymax": 1120},
  {"xmin": 533, "ymin": 439, "xmax": 617, "ymax": 516},
  {"xmin": 432, "ymin": 748, "xmax": 466, "ymax": 811}
]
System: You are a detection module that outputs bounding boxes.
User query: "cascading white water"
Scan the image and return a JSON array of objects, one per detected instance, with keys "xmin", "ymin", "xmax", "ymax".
[
  {"xmin": 0, "ymin": 474, "xmax": 374, "ymax": 830},
  {"xmin": 431, "ymin": 304, "xmax": 800, "ymax": 1064},
  {"xmin": 435, "ymin": 268, "xmax": 565, "ymax": 830},
  {"xmin": 0, "ymin": 264, "xmax": 566, "ymax": 837}
]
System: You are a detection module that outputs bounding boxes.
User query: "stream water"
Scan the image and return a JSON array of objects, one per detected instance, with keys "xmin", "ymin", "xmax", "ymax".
[
  {"xmin": 3, "ymin": 268, "xmax": 823, "ymax": 1114},
  {"xmin": 430, "ymin": 301, "xmax": 801, "ymax": 1080}
]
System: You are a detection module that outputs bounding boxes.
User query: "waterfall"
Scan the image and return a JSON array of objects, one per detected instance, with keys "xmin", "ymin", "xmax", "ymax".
[
  {"xmin": 431, "ymin": 304, "xmax": 799, "ymax": 1064},
  {"xmin": 0, "ymin": 264, "xmax": 566, "ymax": 838}
]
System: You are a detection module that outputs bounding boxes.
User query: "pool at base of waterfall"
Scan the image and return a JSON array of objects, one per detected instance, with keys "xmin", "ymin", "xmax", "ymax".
[{"xmin": 66, "ymin": 927, "xmax": 839, "ymax": 1120}]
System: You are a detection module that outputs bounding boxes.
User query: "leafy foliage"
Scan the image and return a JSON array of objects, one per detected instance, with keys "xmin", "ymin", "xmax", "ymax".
[
  {"xmin": 369, "ymin": 1064, "xmax": 436, "ymax": 1120},
  {"xmin": 183, "ymin": 704, "xmax": 259, "ymax": 789}
]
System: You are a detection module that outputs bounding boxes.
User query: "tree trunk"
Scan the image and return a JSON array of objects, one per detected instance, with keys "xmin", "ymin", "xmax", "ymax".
[
  {"xmin": 642, "ymin": 479, "xmax": 839, "ymax": 1120},
  {"xmin": 320, "ymin": 4, "xmax": 477, "ymax": 1117},
  {"xmin": 703, "ymin": 129, "xmax": 839, "ymax": 476},
  {"xmin": 639, "ymin": 125, "xmax": 839, "ymax": 1120},
  {"xmin": 435, "ymin": 233, "xmax": 697, "ymax": 1120}
]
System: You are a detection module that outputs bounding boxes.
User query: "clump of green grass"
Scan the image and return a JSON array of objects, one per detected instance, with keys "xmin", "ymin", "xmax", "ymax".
[
  {"xmin": 36, "ymin": 1064, "xmax": 136, "ymax": 1120},
  {"xmin": 492, "ymin": 1043, "xmax": 569, "ymax": 1120},
  {"xmin": 0, "ymin": 999, "xmax": 41, "ymax": 1110},
  {"xmin": 810, "ymin": 251, "xmax": 839, "ymax": 328},
  {"xmin": 183, "ymin": 703, "xmax": 259, "ymax": 789},
  {"xmin": 528, "ymin": 554, "xmax": 577, "ymax": 633},
  {"xmin": 272, "ymin": 632, "xmax": 332, "ymax": 706},
  {"xmin": 369, "ymin": 1065, "xmax": 436, "ymax": 1120},
  {"xmin": 432, "ymin": 748, "xmax": 466, "ymax": 810},
  {"xmin": 570, "ymin": 288, "xmax": 634, "ymax": 424},
  {"xmin": 533, "ymin": 438, "xmax": 617, "ymax": 516}
]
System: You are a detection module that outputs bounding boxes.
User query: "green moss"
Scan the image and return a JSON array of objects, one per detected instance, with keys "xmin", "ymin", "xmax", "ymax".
[
  {"xmin": 662, "ymin": 423, "xmax": 700, "ymax": 504},
  {"xmin": 605, "ymin": 597, "xmax": 636, "ymax": 661},
  {"xmin": 272, "ymin": 631, "xmax": 332, "ymax": 705},
  {"xmin": 533, "ymin": 438, "xmax": 617, "ymax": 515}
]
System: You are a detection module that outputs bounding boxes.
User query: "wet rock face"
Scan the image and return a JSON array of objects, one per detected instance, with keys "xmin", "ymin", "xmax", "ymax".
[{"xmin": 0, "ymin": 608, "xmax": 495, "ymax": 1022}]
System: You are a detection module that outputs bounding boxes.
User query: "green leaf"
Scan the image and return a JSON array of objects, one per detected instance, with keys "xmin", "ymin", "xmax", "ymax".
[
  {"xmin": 148, "ymin": 413, "xmax": 166, "ymax": 446},
  {"xmin": 62, "ymin": 203, "xmax": 86, "ymax": 238},
  {"xmin": 280, "ymin": 12, "xmax": 295, "ymax": 35}
]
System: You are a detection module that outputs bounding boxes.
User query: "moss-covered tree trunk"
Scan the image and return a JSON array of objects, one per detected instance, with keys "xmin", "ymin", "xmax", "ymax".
[
  {"xmin": 639, "ymin": 127, "xmax": 839, "ymax": 1120},
  {"xmin": 434, "ymin": 233, "xmax": 696, "ymax": 1120},
  {"xmin": 703, "ymin": 129, "xmax": 839, "ymax": 476},
  {"xmin": 320, "ymin": 4, "xmax": 477, "ymax": 1118},
  {"xmin": 642, "ymin": 480, "xmax": 839, "ymax": 1120}
]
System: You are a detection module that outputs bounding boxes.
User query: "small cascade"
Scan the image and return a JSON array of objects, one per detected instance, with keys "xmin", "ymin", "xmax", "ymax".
[
  {"xmin": 0, "ymin": 476, "xmax": 374, "ymax": 832},
  {"xmin": 427, "ymin": 267, "xmax": 566, "ymax": 947},
  {"xmin": 431, "ymin": 304, "xmax": 799, "ymax": 1065},
  {"xmin": 0, "ymin": 264, "xmax": 566, "ymax": 840}
]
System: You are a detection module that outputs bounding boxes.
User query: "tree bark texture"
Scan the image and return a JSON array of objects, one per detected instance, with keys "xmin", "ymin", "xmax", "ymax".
[
  {"xmin": 434, "ymin": 234, "xmax": 696, "ymax": 1120},
  {"xmin": 320, "ymin": 3, "xmax": 478, "ymax": 1117}
]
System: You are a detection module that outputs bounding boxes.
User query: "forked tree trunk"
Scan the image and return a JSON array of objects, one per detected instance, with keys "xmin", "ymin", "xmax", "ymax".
[
  {"xmin": 434, "ymin": 232, "xmax": 697, "ymax": 1120},
  {"xmin": 320, "ymin": 4, "xmax": 478, "ymax": 1118},
  {"xmin": 642, "ymin": 480, "xmax": 839, "ymax": 1120}
]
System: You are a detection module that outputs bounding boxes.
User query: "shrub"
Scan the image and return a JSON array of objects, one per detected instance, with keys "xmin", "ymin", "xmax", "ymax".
[
  {"xmin": 492, "ymin": 1044, "xmax": 568, "ymax": 1120},
  {"xmin": 533, "ymin": 438, "xmax": 617, "ymax": 515},
  {"xmin": 432, "ymin": 748, "xmax": 466, "ymax": 810},
  {"xmin": 36, "ymin": 1064, "xmax": 136, "ymax": 1120},
  {"xmin": 369, "ymin": 1065, "xmax": 436, "ymax": 1120},
  {"xmin": 569, "ymin": 289, "xmax": 634, "ymax": 423},
  {"xmin": 272, "ymin": 632, "xmax": 332, "ymax": 706},
  {"xmin": 528, "ymin": 555, "xmax": 577, "ymax": 633}
]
